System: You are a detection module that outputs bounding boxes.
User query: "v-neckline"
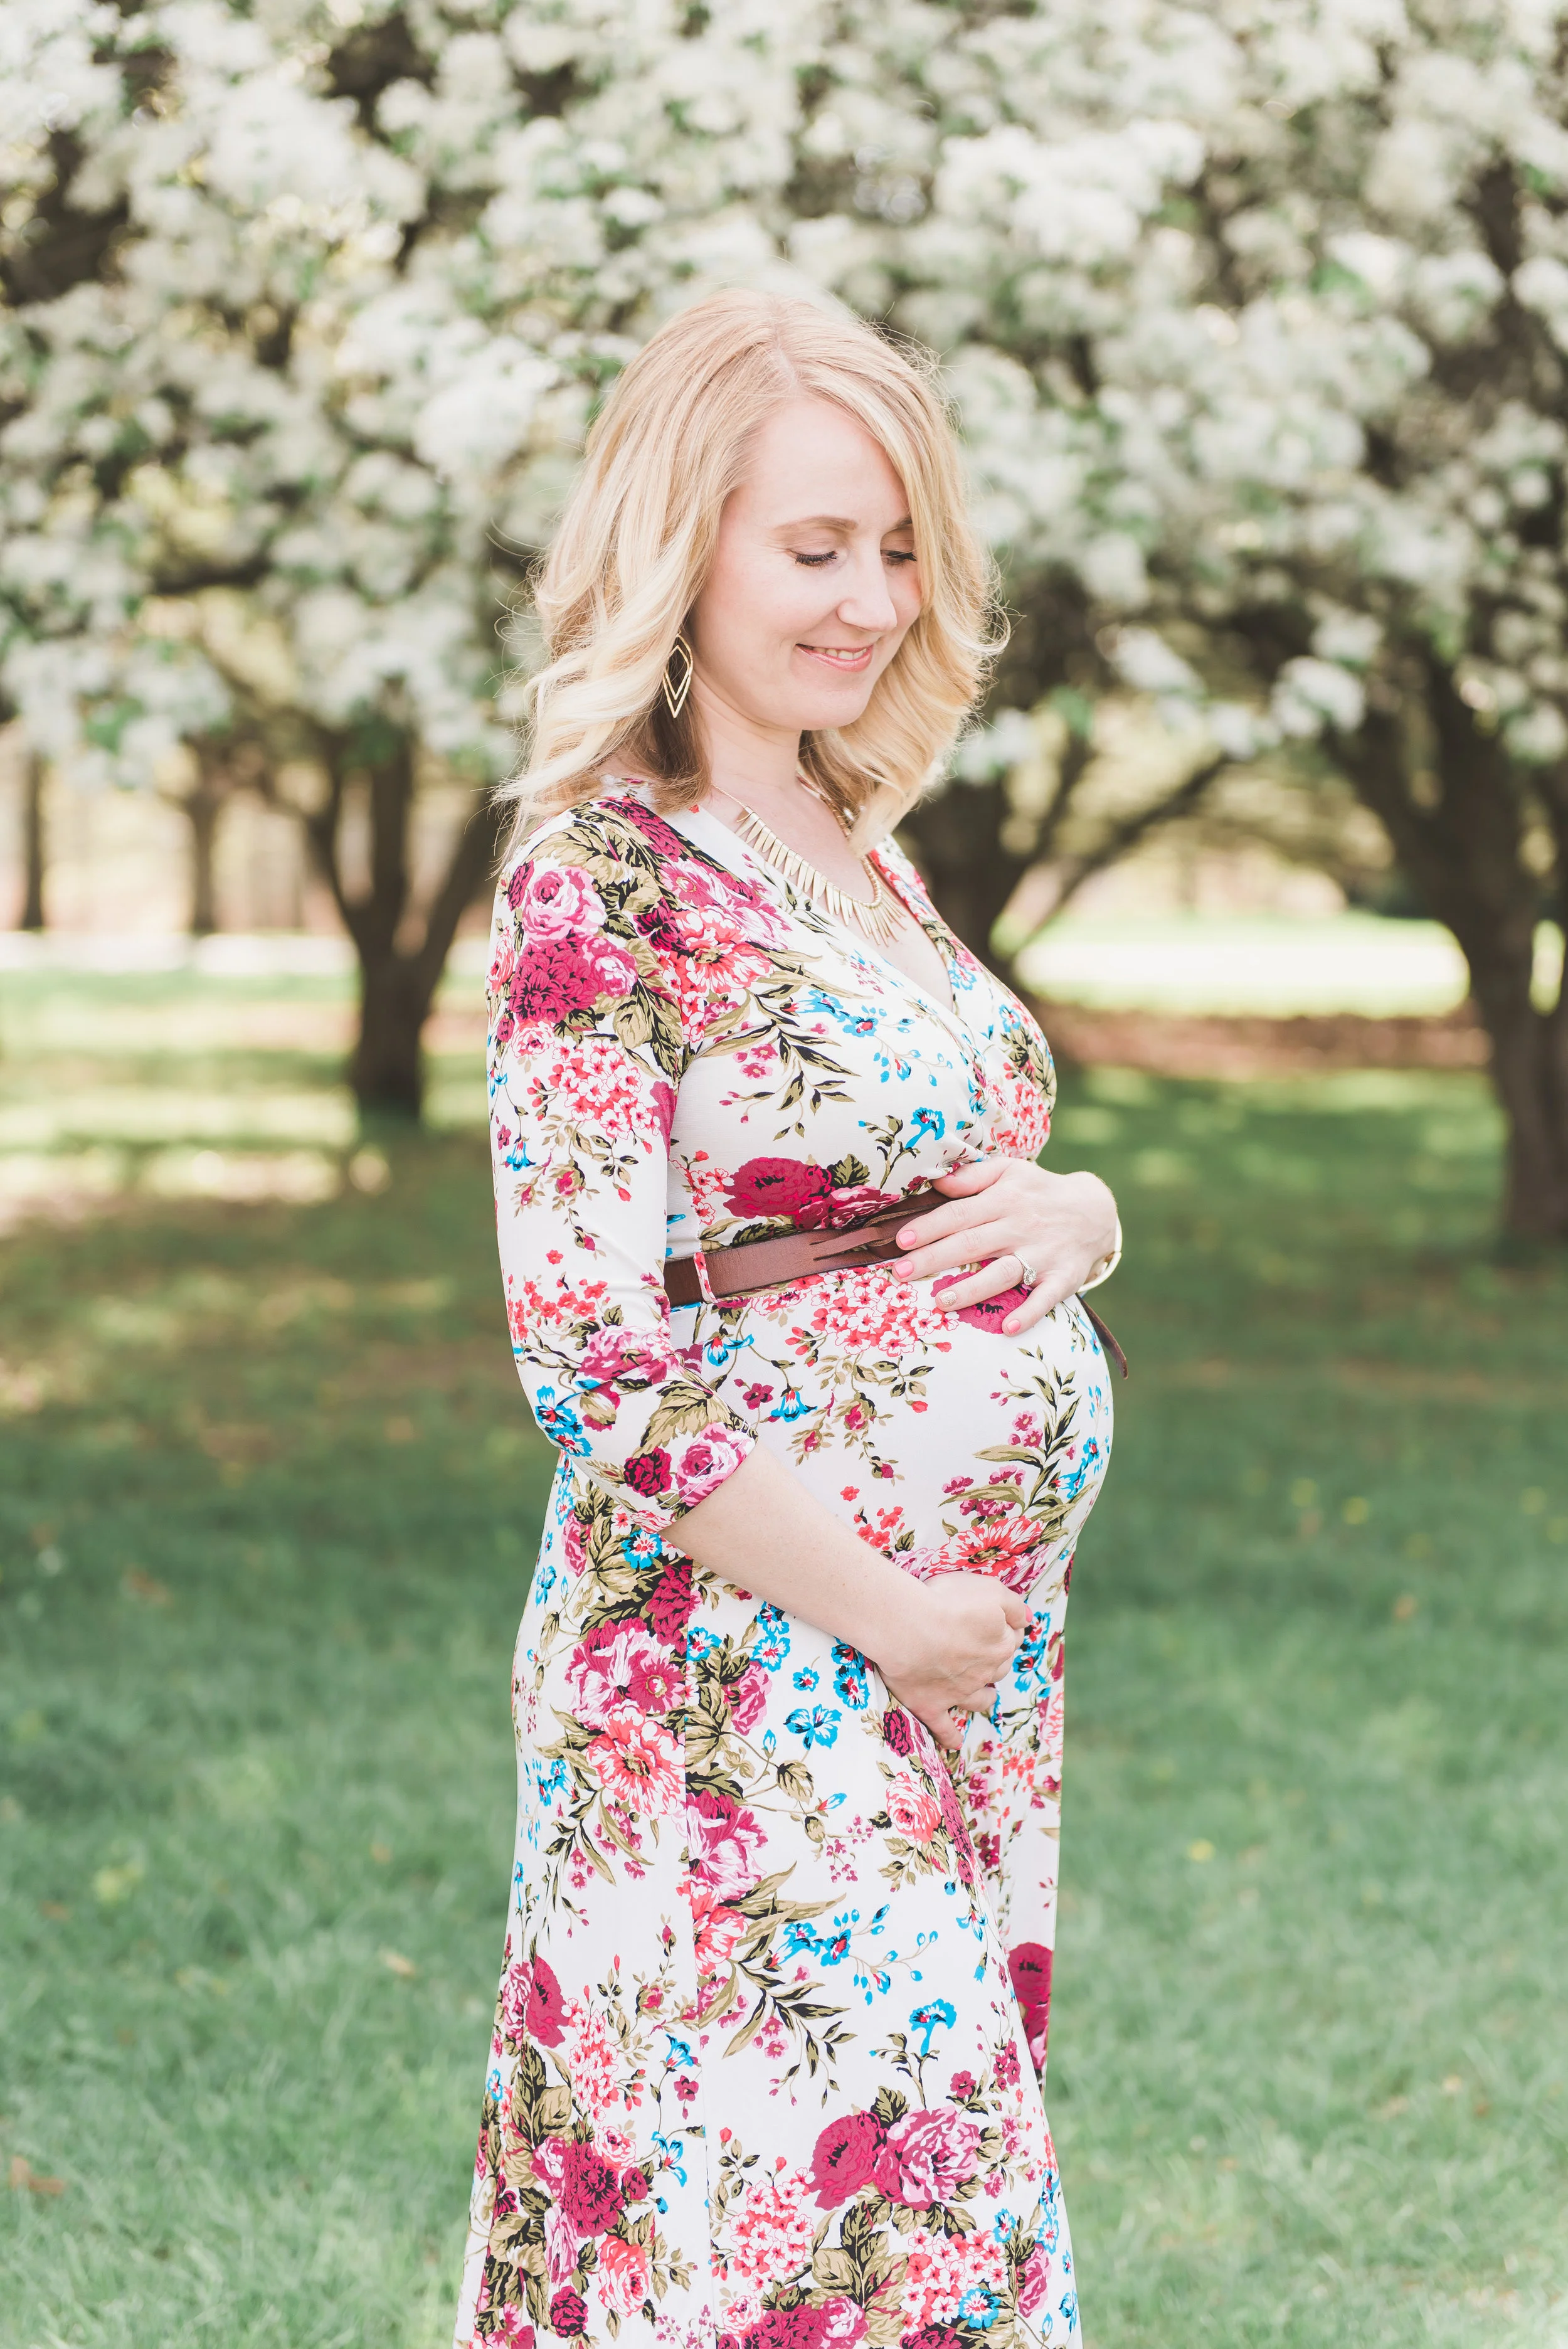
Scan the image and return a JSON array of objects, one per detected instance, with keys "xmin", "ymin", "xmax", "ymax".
[{"xmin": 664, "ymin": 798, "xmax": 968, "ymax": 1039}]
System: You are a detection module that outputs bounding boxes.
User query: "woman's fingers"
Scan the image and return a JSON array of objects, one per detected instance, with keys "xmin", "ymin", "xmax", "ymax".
[
  {"xmin": 931, "ymin": 1159, "xmax": 1005, "ymax": 1198},
  {"xmin": 896, "ymin": 1216, "xmax": 1018, "ymax": 1286},
  {"xmin": 999, "ymin": 1286, "xmax": 1071, "ymax": 1336}
]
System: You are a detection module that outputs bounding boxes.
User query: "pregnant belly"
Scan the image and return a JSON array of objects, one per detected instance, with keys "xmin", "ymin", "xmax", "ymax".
[{"xmin": 702, "ymin": 1261, "xmax": 1115, "ymax": 1594}]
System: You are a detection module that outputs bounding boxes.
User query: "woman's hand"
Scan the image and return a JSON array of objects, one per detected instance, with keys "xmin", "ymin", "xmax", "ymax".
[
  {"xmin": 872, "ymin": 1572, "xmax": 1030, "ymax": 1751},
  {"xmin": 895, "ymin": 1159, "xmax": 1118, "ymax": 1335}
]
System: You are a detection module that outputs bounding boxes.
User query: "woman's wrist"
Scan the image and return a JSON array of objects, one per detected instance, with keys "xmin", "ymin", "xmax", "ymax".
[
  {"xmin": 833, "ymin": 1552, "xmax": 935, "ymax": 1673},
  {"xmin": 1064, "ymin": 1169, "xmax": 1120, "ymax": 1282}
]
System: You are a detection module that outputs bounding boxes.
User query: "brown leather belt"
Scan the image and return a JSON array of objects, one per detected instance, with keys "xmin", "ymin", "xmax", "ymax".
[{"xmin": 663, "ymin": 1196, "xmax": 1127, "ymax": 1377}]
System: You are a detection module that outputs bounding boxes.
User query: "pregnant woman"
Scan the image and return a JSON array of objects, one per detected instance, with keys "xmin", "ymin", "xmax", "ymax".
[{"xmin": 457, "ymin": 291, "xmax": 1121, "ymax": 2349}]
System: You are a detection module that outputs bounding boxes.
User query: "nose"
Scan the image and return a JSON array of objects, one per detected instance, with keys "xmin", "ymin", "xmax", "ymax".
[{"xmin": 834, "ymin": 546, "xmax": 899, "ymax": 635}]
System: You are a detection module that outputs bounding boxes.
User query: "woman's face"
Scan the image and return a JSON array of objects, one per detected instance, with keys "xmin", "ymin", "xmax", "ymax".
[{"xmin": 688, "ymin": 396, "xmax": 923, "ymax": 741}]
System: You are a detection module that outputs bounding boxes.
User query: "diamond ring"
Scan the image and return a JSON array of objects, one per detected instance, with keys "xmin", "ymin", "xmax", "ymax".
[{"xmin": 1014, "ymin": 1251, "xmax": 1040, "ymax": 1291}]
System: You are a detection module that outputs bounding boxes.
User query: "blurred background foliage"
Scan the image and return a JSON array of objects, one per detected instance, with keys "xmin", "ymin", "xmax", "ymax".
[{"xmin": 2, "ymin": 0, "xmax": 1566, "ymax": 1229}]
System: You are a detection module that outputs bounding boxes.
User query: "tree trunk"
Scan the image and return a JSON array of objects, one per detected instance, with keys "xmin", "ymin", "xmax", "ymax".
[
  {"xmin": 899, "ymin": 779, "xmax": 1031, "ymax": 973},
  {"xmin": 187, "ymin": 784, "xmax": 221, "ymax": 935},
  {"xmin": 349, "ymin": 950, "xmax": 430, "ymax": 1116},
  {"xmin": 20, "ymin": 752, "xmax": 45, "ymax": 931},
  {"xmin": 303, "ymin": 729, "xmax": 507, "ymax": 1121},
  {"xmin": 1338, "ymin": 673, "xmax": 1568, "ymax": 1243}
]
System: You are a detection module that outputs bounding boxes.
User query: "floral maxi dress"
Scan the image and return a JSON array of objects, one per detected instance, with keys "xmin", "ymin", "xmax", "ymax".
[{"xmin": 456, "ymin": 792, "xmax": 1114, "ymax": 2349}]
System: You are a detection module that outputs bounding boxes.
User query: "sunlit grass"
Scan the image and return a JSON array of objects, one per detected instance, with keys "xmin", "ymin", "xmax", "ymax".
[
  {"xmin": 1016, "ymin": 911, "xmax": 1564, "ymax": 1019},
  {"xmin": 1, "ymin": 965, "xmax": 1564, "ymax": 2348}
]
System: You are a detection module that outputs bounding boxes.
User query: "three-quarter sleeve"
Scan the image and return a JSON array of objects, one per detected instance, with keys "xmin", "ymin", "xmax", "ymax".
[{"xmin": 487, "ymin": 812, "xmax": 756, "ymax": 1530}]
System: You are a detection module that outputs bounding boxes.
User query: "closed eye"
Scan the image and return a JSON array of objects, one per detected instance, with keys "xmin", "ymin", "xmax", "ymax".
[{"xmin": 790, "ymin": 549, "xmax": 918, "ymax": 568}]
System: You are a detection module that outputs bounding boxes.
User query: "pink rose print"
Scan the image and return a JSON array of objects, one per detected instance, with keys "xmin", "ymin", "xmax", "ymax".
[
  {"xmin": 728, "ymin": 1662, "xmax": 770, "ymax": 1732},
  {"xmin": 566, "ymin": 1621, "xmax": 682, "ymax": 1728},
  {"xmin": 1017, "ymin": 2245, "xmax": 1051, "ymax": 2318},
  {"xmin": 516, "ymin": 862, "xmax": 607, "ymax": 943},
  {"xmin": 686, "ymin": 1788, "xmax": 766, "ymax": 1897},
  {"xmin": 549, "ymin": 2288, "xmax": 588, "ymax": 2336},
  {"xmin": 931, "ymin": 1272, "xmax": 1031, "ymax": 1332},
  {"xmin": 502, "ymin": 1953, "xmax": 564, "ymax": 2048},
  {"xmin": 583, "ymin": 934, "xmax": 639, "ymax": 997},
  {"xmin": 599, "ymin": 2234, "xmax": 651, "ymax": 2315},
  {"xmin": 1007, "ymin": 1941, "xmax": 1052, "ymax": 2057},
  {"xmin": 746, "ymin": 2308, "xmax": 831, "ymax": 2349},
  {"xmin": 884, "ymin": 1773, "xmax": 943, "ymax": 1847},
  {"xmin": 809, "ymin": 2109, "xmax": 887, "ymax": 2207},
  {"xmin": 691, "ymin": 1881, "xmax": 749, "ymax": 1978},
  {"xmin": 882, "ymin": 1705, "xmax": 917, "ymax": 1757},
  {"xmin": 726, "ymin": 1157, "xmax": 832, "ymax": 1221},
  {"xmin": 508, "ymin": 936, "xmax": 612, "ymax": 1026},
  {"xmin": 623, "ymin": 1446, "xmax": 672, "ymax": 1498},
  {"xmin": 871, "ymin": 2106, "xmax": 983, "ymax": 2207},
  {"xmin": 820, "ymin": 2300, "xmax": 869, "ymax": 2348},
  {"xmin": 588, "ymin": 1709, "xmax": 683, "ymax": 1816},
  {"xmin": 646, "ymin": 1553, "xmax": 695, "ymax": 1641},
  {"xmin": 557, "ymin": 2139, "xmax": 625, "ymax": 2234},
  {"xmin": 578, "ymin": 1327, "xmax": 669, "ymax": 1389},
  {"xmin": 824, "ymin": 1184, "xmax": 899, "ymax": 1229},
  {"xmin": 668, "ymin": 1426, "xmax": 748, "ymax": 1503}
]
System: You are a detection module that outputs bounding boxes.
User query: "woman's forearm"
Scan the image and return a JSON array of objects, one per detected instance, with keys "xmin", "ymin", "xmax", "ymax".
[{"xmin": 670, "ymin": 1444, "xmax": 1025, "ymax": 1747}]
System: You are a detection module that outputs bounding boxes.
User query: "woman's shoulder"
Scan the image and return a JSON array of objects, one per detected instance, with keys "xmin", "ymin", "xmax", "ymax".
[{"xmin": 500, "ymin": 783, "xmax": 686, "ymax": 890}]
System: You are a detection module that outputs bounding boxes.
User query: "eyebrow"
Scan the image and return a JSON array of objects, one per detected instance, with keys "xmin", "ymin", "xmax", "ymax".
[{"xmin": 775, "ymin": 514, "xmax": 915, "ymax": 533}]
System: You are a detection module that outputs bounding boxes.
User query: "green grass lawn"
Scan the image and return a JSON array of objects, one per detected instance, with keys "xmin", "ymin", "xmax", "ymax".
[{"xmin": 1, "ymin": 967, "xmax": 1565, "ymax": 2349}]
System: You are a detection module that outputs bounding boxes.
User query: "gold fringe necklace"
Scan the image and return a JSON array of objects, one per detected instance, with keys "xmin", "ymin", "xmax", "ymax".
[{"xmin": 712, "ymin": 780, "xmax": 906, "ymax": 950}]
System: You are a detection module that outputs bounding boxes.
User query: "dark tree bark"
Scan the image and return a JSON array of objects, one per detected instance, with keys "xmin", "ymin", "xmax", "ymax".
[
  {"xmin": 899, "ymin": 778, "xmax": 1034, "ymax": 975},
  {"xmin": 1335, "ymin": 667, "xmax": 1568, "ymax": 1242},
  {"xmin": 303, "ymin": 728, "xmax": 507, "ymax": 1118},
  {"xmin": 186, "ymin": 779, "xmax": 222, "ymax": 936},
  {"xmin": 19, "ymin": 752, "xmax": 46, "ymax": 931},
  {"xmin": 169, "ymin": 738, "xmax": 272, "ymax": 936}
]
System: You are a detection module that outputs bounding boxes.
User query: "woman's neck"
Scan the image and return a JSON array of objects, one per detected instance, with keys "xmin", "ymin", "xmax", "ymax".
[{"xmin": 689, "ymin": 677, "xmax": 803, "ymax": 822}]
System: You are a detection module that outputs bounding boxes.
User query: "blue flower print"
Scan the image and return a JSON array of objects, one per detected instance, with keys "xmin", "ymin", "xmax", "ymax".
[
  {"xmin": 911, "ymin": 1106, "xmax": 946, "ymax": 1142},
  {"xmin": 815, "ymin": 1912, "xmax": 858, "ymax": 1965},
  {"xmin": 832, "ymin": 1640, "xmax": 871, "ymax": 1709},
  {"xmin": 785, "ymin": 1705, "xmax": 840, "ymax": 1749},
  {"xmin": 768, "ymin": 1386, "xmax": 812, "ymax": 1424},
  {"xmin": 530, "ymin": 1386, "xmax": 590, "ymax": 1455},
  {"xmin": 909, "ymin": 1996, "xmax": 956, "ymax": 2054},
  {"xmin": 1010, "ymin": 1612, "xmax": 1051, "ymax": 1690},
  {"xmin": 792, "ymin": 1666, "xmax": 820, "ymax": 1692},
  {"xmin": 958, "ymin": 2286, "xmax": 1000, "ymax": 2331},
  {"xmin": 753, "ymin": 1604, "xmax": 792, "ymax": 1670}
]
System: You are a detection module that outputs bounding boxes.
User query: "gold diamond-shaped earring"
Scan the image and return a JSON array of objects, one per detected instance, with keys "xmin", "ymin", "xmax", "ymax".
[{"xmin": 662, "ymin": 631, "xmax": 694, "ymax": 720}]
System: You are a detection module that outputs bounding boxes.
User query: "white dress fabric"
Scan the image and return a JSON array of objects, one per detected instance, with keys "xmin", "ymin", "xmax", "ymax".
[{"xmin": 455, "ymin": 790, "xmax": 1114, "ymax": 2349}]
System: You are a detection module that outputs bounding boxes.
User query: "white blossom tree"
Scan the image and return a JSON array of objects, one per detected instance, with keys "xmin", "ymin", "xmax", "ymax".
[{"xmin": 3, "ymin": 0, "xmax": 1565, "ymax": 1232}]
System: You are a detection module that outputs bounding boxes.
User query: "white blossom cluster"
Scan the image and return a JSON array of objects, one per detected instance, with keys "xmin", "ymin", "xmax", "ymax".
[{"xmin": 4, "ymin": 0, "xmax": 1567, "ymax": 788}]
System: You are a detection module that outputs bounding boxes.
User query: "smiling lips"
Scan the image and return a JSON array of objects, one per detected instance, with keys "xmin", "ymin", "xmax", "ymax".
[{"xmin": 798, "ymin": 643, "xmax": 875, "ymax": 671}]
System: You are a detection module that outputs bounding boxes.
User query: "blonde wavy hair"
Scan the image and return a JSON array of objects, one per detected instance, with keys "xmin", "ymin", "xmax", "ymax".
[{"xmin": 496, "ymin": 289, "xmax": 1000, "ymax": 857}]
